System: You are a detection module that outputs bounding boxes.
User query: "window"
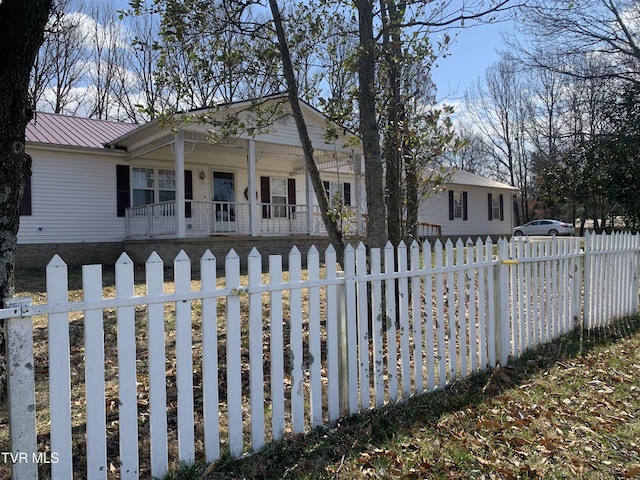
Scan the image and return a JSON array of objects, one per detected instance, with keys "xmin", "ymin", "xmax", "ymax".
[
  {"xmin": 132, "ymin": 168, "xmax": 155, "ymax": 207},
  {"xmin": 260, "ymin": 176, "xmax": 296, "ymax": 218},
  {"xmin": 448, "ymin": 190, "xmax": 468, "ymax": 220},
  {"xmin": 158, "ymin": 169, "xmax": 176, "ymax": 202},
  {"xmin": 132, "ymin": 168, "xmax": 177, "ymax": 207},
  {"xmin": 323, "ymin": 181, "xmax": 352, "ymax": 207},
  {"xmin": 492, "ymin": 195, "xmax": 501, "ymax": 220},
  {"xmin": 271, "ymin": 178, "xmax": 287, "ymax": 218},
  {"xmin": 454, "ymin": 192, "xmax": 463, "ymax": 218},
  {"xmin": 117, "ymin": 166, "xmax": 191, "ymax": 217},
  {"xmin": 487, "ymin": 193, "xmax": 504, "ymax": 221}
]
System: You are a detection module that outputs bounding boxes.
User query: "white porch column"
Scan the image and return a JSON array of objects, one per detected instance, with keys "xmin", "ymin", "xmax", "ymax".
[
  {"xmin": 353, "ymin": 153, "xmax": 363, "ymax": 236},
  {"xmin": 306, "ymin": 168, "xmax": 315, "ymax": 235},
  {"xmin": 175, "ymin": 130, "xmax": 186, "ymax": 238},
  {"xmin": 248, "ymin": 139, "xmax": 258, "ymax": 236}
]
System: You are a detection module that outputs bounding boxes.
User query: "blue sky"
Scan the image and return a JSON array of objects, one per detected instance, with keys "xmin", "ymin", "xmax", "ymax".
[{"xmin": 431, "ymin": 20, "xmax": 510, "ymax": 101}]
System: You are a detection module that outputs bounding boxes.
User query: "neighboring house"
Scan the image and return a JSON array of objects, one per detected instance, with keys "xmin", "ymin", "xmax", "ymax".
[
  {"xmin": 419, "ymin": 169, "xmax": 518, "ymax": 241},
  {"xmin": 16, "ymin": 94, "xmax": 517, "ymax": 268}
]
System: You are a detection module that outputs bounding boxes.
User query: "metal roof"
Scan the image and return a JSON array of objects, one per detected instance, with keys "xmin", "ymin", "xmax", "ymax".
[
  {"xmin": 26, "ymin": 112, "xmax": 139, "ymax": 149},
  {"xmin": 450, "ymin": 169, "xmax": 518, "ymax": 191}
]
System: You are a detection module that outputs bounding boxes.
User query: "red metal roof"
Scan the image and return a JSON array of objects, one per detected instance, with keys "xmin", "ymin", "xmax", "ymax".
[{"xmin": 26, "ymin": 112, "xmax": 139, "ymax": 149}]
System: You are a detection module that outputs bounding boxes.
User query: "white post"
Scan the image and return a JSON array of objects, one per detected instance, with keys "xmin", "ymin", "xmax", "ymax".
[
  {"xmin": 248, "ymin": 140, "xmax": 257, "ymax": 236},
  {"xmin": 4, "ymin": 297, "xmax": 38, "ymax": 480},
  {"xmin": 306, "ymin": 168, "xmax": 314, "ymax": 235},
  {"xmin": 494, "ymin": 239, "xmax": 512, "ymax": 366},
  {"xmin": 175, "ymin": 130, "xmax": 186, "ymax": 238}
]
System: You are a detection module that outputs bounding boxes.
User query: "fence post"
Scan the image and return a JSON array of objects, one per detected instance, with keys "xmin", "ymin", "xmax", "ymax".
[
  {"xmin": 494, "ymin": 239, "xmax": 511, "ymax": 366},
  {"xmin": 336, "ymin": 270, "xmax": 349, "ymax": 417},
  {"xmin": 4, "ymin": 297, "xmax": 38, "ymax": 480}
]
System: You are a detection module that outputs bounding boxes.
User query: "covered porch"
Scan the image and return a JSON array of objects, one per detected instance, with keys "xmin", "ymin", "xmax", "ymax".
[{"xmin": 114, "ymin": 97, "xmax": 366, "ymax": 240}]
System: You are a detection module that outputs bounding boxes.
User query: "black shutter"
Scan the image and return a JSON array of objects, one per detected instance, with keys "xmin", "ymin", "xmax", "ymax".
[
  {"xmin": 20, "ymin": 176, "xmax": 32, "ymax": 216},
  {"xmin": 343, "ymin": 182, "xmax": 351, "ymax": 206},
  {"xmin": 499, "ymin": 194, "xmax": 504, "ymax": 221},
  {"xmin": 488, "ymin": 193, "xmax": 493, "ymax": 221},
  {"xmin": 184, "ymin": 170, "xmax": 193, "ymax": 218},
  {"xmin": 288, "ymin": 178, "xmax": 296, "ymax": 217},
  {"xmin": 260, "ymin": 176, "xmax": 270, "ymax": 218},
  {"xmin": 323, "ymin": 181, "xmax": 330, "ymax": 200},
  {"xmin": 462, "ymin": 191, "xmax": 468, "ymax": 221},
  {"xmin": 116, "ymin": 164, "xmax": 130, "ymax": 217},
  {"xmin": 448, "ymin": 190, "xmax": 454, "ymax": 220}
]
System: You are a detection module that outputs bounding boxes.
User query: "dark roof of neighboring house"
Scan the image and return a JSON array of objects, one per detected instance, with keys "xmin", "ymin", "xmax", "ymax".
[{"xmin": 26, "ymin": 112, "xmax": 139, "ymax": 149}]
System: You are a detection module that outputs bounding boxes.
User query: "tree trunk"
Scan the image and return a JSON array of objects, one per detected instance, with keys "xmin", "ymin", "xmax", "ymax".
[
  {"xmin": 381, "ymin": 0, "xmax": 404, "ymax": 247},
  {"xmin": 0, "ymin": 0, "xmax": 53, "ymax": 402},
  {"xmin": 268, "ymin": 0, "xmax": 346, "ymax": 265},
  {"xmin": 355, "ymin": 0, "xmax": 387, "ymax": 249}
]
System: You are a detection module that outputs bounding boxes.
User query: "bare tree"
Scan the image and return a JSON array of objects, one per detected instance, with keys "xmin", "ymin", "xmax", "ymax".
[
  {"xmin": 30, "ymin": 0, "xmax": 89, "ymax": 114},
  {"xmin": 465, "ymin": 53, "xmax": 532, "ymax": 224},
  {"xmin": 515, "ymin": 0, "xmax": 640, "ymax": 84}
]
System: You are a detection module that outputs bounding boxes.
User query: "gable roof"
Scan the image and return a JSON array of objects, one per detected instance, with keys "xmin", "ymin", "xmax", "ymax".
[
  {"xmin": 450, "ymin": 169, "xmax": 518, "ymax": 191},
  {"xmin": 26, "ymin": 112, "xmax": 138, "ymax": 149}
]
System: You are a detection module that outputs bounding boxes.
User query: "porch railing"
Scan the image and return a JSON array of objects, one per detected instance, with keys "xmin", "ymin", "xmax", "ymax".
[{"xmin": 126, "ymin": 200, "xmax": 320, "ymax": 238}]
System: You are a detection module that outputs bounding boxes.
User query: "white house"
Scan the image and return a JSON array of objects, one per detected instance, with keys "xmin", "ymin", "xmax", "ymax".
[
  {"xmin": 421, "ymin": 169, "xmax": 518, "ymax": 241},
  {"xmin": 17, "ymin": 94, "xmax": 517, "ymax": 268}
]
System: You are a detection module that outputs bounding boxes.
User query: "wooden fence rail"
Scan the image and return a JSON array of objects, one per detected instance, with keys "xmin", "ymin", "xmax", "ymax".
[{"xmin": 2, "ymin": 231, "xmax": 639, "ymax": 479}]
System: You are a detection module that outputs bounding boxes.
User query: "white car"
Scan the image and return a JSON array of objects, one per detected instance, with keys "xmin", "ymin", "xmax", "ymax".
[{"xmin": 513, "ymin": 219, "xmax": 575, "ymax": 237}]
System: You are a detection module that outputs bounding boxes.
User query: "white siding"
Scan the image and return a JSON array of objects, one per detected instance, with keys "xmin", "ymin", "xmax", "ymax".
[
  {"xmin": 18, "ymin": 149, "xmax": 127, "ymax": 244},
  {"xmin": 419, "ymin": 186, "xmax": 515, "ymax": 239}
]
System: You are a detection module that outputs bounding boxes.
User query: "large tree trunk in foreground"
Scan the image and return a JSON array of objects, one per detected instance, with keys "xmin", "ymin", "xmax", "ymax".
[
  {"xmin": 0, "ymin": 0, "xmax": 53, "ymax": 402},
  {"xmin": 355, "ymin": 0, "xmax": 387, "ymax": 249},
  {"xmin": 268, "ymin": 0, "xmax": 346, "ymax": 265}
]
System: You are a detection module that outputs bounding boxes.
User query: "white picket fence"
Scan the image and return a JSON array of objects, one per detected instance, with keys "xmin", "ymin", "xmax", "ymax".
[{"xmin": 2, "ymin": 232, "xmax": 639, "ymax": 479}]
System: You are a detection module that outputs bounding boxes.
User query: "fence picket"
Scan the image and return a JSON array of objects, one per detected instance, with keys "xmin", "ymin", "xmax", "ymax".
[
  {"xmin": 248, "ymin": 248, "xmax": 265, "ymax": 451},
  {"xmin": 326, "ymin": 245, "xmax": 340, "ymax": 421},
  {"xmin": 225, "ymin": 249, "xmax": 243, "ymax": 457},
  {"xmin": 355, "ymin": 242, "xmax": 370, "ymax": 410},
  {"xmin": 46, "ymin": 255, "xmax": 73, "ymax": 480},
  {"xmin": 370, "ymin": 247, "xmax": 385, "ymax": 406},
  {"xmin": 344, "ymin": 244, "xmax": 360, "ymax": 415},
  {"xmin": 174, "ymin": 251, "xmax": 195, "ymax": 462},
  {"xmin": 289, "ymin": 247, "xmax": 305, "ymax": 434},
  {"xmin": 115, "ymin": 253, "xmax": 139, "ymax": 479},
  {"xmin": 82, "ymin": 264, "xmax": 107, "ymax": 480},
  {"xmin": 466, "ymin": 240, "xmax": 477, "ymax": 375},
  {"xmin": 307, "ymin": 247, "xmax": 323, "ymax": 426},
  {"xmin": 456, "ymin": 239, "xmax": 467, "ymax": 378},
  {"xmin": 384, "ymin": 242, "xmax": 398, "ymax": 402},
  {"xmin": 434, "ymin": 240, "xmax": 447, "ymax": 387},
  {"xmin": 397, "ymin": 242, "xmax": 411, "ymax": 398},
  {"xmin": 200, "ymin": 250, "xmax": 220, "ymax": 462},
  {"xmin": 423, "ymin": 239, "xmax": 436, "ymax": 391},
  {"xmin": 145, "ymin": 253, "xmax": 168, "ymax": 476},
  {"xmin": 269, "ymin": 254, "xmax": 285, "ymax": 440},
  {"xmin": 445, "ymin": 240, "xmax": 457, "ymax": 381},
  {"xmin": 410, "ymin": 241, "xmax": 423, "ymax": 394}
]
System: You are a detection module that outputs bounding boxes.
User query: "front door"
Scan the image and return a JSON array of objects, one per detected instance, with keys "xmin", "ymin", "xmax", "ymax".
[{"xmin": 212, "ymin": 171, "xmax": 236, "ymax": 232}]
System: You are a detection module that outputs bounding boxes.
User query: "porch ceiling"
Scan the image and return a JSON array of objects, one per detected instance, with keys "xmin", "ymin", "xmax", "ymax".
[{"xmin": 126, "ymin": 130, "xmax": 357, "ymax": 172}]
